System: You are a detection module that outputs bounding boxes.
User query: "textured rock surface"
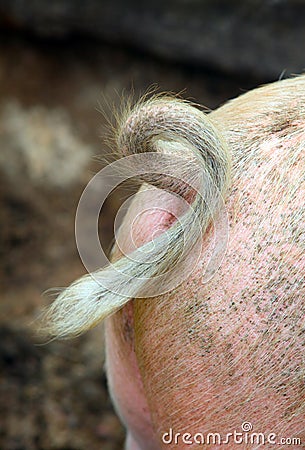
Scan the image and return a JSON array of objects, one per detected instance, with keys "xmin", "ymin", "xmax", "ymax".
[
  {"xmin": 0, "ymin": 0, "xmax": 304, "ymax": 78},
  {"xmin": 0, "ymin": 102, "xmax": 91, "ymax": 187},
  {"xmin": 0, "ymin": 326, "xmax": 125, "ymax": 450}
]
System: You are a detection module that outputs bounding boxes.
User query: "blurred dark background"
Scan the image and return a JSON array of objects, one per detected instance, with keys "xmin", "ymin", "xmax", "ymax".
[{"xmin": 0, "ymin": 1, "xmax": 303, "ymax": 449}]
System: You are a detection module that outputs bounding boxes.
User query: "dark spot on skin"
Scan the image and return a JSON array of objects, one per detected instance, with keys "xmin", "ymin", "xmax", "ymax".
[{"xmin": 120, "ymin": 301, "xmax": 135, "ymax": 346}]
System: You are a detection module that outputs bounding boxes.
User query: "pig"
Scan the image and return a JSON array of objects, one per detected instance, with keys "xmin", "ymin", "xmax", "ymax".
[{"xmin": 41, "ymin": 75, "xmax": 305, "ymax": 449}]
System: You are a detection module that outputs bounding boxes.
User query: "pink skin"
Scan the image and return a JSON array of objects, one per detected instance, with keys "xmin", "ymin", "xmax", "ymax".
[
  {"xmin": 105, "ymin": 96, "xmax": 305, "ymax": 448},
  {"xmin": 105, "ymin": 189, "xmax": 181, "ymax": 450},
  {"xmin": 105, "ymin": 303, "xmax": 154, "ymax": 450}
]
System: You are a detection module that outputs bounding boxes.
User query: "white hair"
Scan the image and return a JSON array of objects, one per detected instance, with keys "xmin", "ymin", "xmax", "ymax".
[{"xmin": 40, "ymin": 96, "xmax": 231, "ymax": 338}]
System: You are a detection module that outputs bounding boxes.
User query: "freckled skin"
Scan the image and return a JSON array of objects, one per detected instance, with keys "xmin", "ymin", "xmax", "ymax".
[
  {"xmin": 105, "ymin": 302, "xmax": 158, "ymax": 450},
  {"xmin": 105, "ymin": 77, "xmax": 305, "ymax": 449},
  {"xmin": 106, "ymin": 189, "xmax": 178, "ymax": 450}
]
